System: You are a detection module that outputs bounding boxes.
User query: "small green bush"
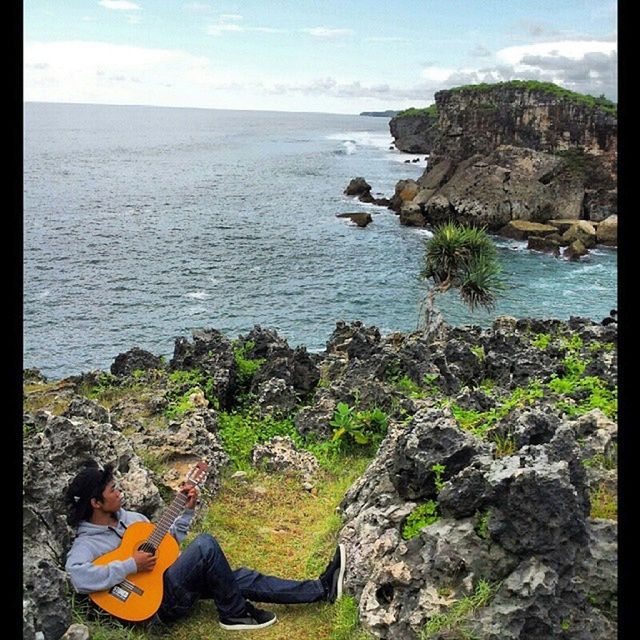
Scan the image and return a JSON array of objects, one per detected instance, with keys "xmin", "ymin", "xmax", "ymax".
[{"xmin": 402, "ymin": 500, "xmax": 439, "ymax": 540}]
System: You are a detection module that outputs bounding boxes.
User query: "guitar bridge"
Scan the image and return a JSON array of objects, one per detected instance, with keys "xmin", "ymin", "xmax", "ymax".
[
  {"xmin": 109, "ymin": 579, "xmax": 144, "ymax": 601},
  {"xmin": 109, "ymin": 584, "xmax": 131, "ymax": 602}
]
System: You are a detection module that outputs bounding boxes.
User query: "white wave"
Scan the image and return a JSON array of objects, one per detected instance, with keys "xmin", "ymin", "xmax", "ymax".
[
  {"xmin": 185, "ymin": 291, "xmax": 210, "ymax": 300},
  {"xmin": 498, "ymin": 239, "xmax": 528, "ymax": 251},
  {"xmin": 344, "ymin": 140, "xmax": 357, "ymax": 155},
  {"xmin": 412, "ymin": 228, "xmax": 434, "ymax": 238},
  {"xmin": 326, "ymin": 130, "xmax": 393, "ymax": 150}
]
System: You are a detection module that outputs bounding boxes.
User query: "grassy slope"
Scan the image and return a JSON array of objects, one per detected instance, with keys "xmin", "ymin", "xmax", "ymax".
[{"xmin": 72, "ymin": 462, "xmax": 373, "ymax": 640}]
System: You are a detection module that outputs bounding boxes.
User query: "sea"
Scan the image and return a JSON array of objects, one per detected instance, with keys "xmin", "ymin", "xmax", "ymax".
[{"xmin": 23, "ymin": 102, "xmax": 618, "ymax": 380}]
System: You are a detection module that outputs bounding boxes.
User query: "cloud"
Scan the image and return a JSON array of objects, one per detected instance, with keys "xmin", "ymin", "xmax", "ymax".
[
  {"xmin": 416, "ymin": 40, "xmax": 617, "ymax": 101},
  {"xmin": 301, "ymin": 27, "xmax": 354, "ymax": 39},
  {"xmin": 207, "ymin": 23, "xmax": 243, "ymax": 36},
  {"xmin": 364, "ymin": 36, "xmax": 411, "ymax": 44},
  {"xmin": 98, "ymin": 0, "xmax": 141, "ymax": 10},
  {"xmin": 421, "ymin": 66, "xmax": 458, "ymax": 83},
  {"xmin": 497, "ymin": 40, "xmax": 616, "ymax": 65},
  {"xmin": 267, "ymin": 77, "xmax": 436, "ymax": 101},
  {"xmin": 469, "ymin": 44, "xmax": 492, "ymax": 58},
  {"xmin": 206, "ymin": 16, "xmax": 284, "ymax": 37},
  {"xmin": 24, "ymin": 40, "xmax": 241, "ymax": 106},
  {"xmin": 515, "ymin": 19, "xmax": 561, "ymax": 39}
]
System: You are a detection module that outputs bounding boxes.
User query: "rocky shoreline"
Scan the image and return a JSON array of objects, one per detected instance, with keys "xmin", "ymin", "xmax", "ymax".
[
  {"xmin": 344, "ymin": 81, "xmax": 617, "ymax": 259},
  {"xmin": 24, "ymin": 317, "xmax": 617, "ymax": 639}
]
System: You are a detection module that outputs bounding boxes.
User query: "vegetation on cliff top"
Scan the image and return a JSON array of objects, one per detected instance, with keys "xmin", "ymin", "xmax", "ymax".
[
  {"xmin": 395, "ymin": 104, "xmax": 438, "ymax": 119},
  {"xmin": 396, "ymin": 80, "xmax": 616, "ymax": 118}
]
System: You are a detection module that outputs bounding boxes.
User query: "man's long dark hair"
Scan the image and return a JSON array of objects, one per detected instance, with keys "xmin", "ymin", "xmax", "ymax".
[{"xmin": 64, "ymin": 461, "xmax": 115, "ymax": 527}]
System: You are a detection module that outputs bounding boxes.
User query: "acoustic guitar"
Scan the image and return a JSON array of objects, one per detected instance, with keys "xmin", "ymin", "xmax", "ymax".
[{"xmin": 89, "ymin": 461, "xmax": 209, "ymax": 622}]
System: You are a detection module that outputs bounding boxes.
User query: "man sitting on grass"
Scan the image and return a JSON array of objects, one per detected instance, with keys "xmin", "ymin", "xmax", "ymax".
[{"xmin": 64, "ymin": 461, "xmax": 346, "ymax": 631}]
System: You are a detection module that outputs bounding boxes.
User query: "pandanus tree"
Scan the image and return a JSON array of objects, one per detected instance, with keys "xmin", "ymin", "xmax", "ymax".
[{"xmin": 419, "ymin": 222, "xmax": 504, "ymax": 334}]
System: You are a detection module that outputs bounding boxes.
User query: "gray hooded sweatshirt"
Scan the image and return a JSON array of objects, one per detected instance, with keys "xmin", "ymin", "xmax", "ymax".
[{"xmin": 65, "ymin": 507, "xmax": 194, "ymax": 594}]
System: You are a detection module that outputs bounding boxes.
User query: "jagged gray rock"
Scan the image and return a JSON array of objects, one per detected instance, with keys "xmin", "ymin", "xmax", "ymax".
[
  {"xmin": 110, "ymin": 347, "xmax": 164, "ymax": 376},
  {"xmin": 337, "ymin": 393, "xmax": 616, "ymax": 638},
  {"xmin": 252, "ymin": 436, "xmax": 319, "ymax": 479},
  {"xmin": 170, "ymin": 328, "xmax": 237, "ymax": 409}
]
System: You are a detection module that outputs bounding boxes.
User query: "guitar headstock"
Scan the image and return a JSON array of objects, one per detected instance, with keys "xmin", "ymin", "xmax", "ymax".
[{"xmin": 184, "ymin": 461, "xmax": 209, "ymax": 489}]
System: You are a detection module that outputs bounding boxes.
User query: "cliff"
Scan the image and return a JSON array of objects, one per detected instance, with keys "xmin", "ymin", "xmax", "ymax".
[
  {"xmin": 385, "ymin": 82, "xmax": 617, "ymax": 247},
  {"xmin": 389, "ymin": 106, "xmax": 439, "ymax": 153},
  {"xmin": 428, "ymin": 81, "xmax": 617, "ymax": 170},
  {"xmin": 389, "ymin": 81, "xmax": 617, "ymax": 167}
]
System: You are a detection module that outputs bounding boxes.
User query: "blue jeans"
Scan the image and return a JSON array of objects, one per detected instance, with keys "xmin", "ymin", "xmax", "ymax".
[{"xmin": 157, "ymin": 533, "xmax": 326, "ymax": 622}]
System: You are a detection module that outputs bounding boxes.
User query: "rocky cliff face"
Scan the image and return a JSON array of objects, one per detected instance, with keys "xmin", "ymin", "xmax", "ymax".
[
  {"xmin": 389, "ymin": 111, "xmax": 439, "ymax": 154},
  {"xmin": 386, "ymin": 83, "xmax": 617, "ymax": 248},
  {"xmin": 429, "ymin": 85, "xmax": 617, "ymax": 169}
]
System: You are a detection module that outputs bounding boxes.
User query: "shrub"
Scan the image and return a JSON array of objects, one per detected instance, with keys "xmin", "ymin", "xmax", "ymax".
[{"xmin": 402, "ymin": 500, "xmax": 439, "ymax": 540}]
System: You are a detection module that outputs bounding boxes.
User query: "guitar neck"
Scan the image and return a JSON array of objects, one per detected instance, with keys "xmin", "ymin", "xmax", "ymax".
[{"xmin": 145, "ymin": 491, "xmax": 188, "ymax": 549}]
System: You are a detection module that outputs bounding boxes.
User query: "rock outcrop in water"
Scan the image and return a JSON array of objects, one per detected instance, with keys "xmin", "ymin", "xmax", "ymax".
[
  {"xmin": 23, "ymin": 317, "xmax": 617, "ymax": 639},
  {"xmin": 385, "ymin": 81, "xmax": 617, "ymax": 254}
]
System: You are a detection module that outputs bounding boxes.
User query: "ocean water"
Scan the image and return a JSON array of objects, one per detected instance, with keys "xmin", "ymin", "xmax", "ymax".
[{"xmin": 23, "ymin": 103, "xmax": 618, "ymax": 379}]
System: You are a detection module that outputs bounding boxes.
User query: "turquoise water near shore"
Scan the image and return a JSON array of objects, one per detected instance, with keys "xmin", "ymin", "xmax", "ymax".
[{"xmin": 24, "ymin": 103, "xmax": 617, "ymax": 379}]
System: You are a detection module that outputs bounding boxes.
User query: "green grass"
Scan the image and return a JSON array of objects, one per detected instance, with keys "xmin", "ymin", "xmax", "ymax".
[
  {"xmin": 590, "ymin": 483, "xmax": 617, "ymax": 520},
  {"xmin": 421, "ymin": 579, "xmax": 500, "ymax": 639},
  {"xmin": 450, "ymin": 382, "xmax": 544, "ymax": 438},
  {"xmin": 395, "ymin": 104, "xmax": 438, "ymax": 119},
  {"xmin": 447, "ymin": 80, "xmax": 617, "ymax": 115},
  {"xmin": 72, "ymin": 464, "xmax": 374, "ymax": 640},
  {"xmin": 217, "ymin": 410, "xmax": 301, "ymax": 471}
]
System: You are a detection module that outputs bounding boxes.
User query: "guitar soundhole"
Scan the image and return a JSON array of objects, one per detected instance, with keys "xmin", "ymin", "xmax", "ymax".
[{"xmin": 138, "ymin": 542, "xmax": 157, "ymax": 554}]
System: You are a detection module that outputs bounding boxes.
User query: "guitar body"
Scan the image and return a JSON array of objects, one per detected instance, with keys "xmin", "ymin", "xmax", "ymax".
[{"xmin": 89, "ymin": 521, "xmax": 180, "ymax": 622}]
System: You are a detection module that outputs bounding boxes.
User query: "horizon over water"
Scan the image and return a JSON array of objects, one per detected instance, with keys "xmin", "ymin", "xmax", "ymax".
[{"xmin": 24, "ymin": 102, "xmax": 617, "ymax": 379}]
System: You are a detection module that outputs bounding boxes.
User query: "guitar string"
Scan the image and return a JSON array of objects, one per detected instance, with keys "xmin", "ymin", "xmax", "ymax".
[{"xmin": 142, "ymin": 475, "xmax": 205, "ymax": 550}]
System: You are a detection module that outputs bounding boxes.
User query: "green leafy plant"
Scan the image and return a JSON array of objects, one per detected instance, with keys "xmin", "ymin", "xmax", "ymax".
[
  {"xmin": 233, "ymin": 340, "xmax": 266, "ymax": 386},
  {"xmin": 330, "ymin": 403, "xmax": 388, "ymax": 449},
  {"xmin": 548, "ymin": 354, "xmax": 617, "ymax": 419},
  {"xmin": 470, "ymin": 345, "xmax": 485, "ymax": 361},
  {"xmin": 432, "ymin": 463, "xmax": 446, "ymax": 492},
  {"xmin": 422, "ymin": 579, "xmax": 500, "ymax": 638},
  {"xmin": 589, "ymin": 341, "xmax": 615, "ymax": 354},
  {"xmin": 479, "ymin": 378, "xmax": 495, "ymax": 393},
  {"xmin": 474, "ymin": 510, "xmax": 490, "ymax": 539},
  {"xmin": 447, "ymin": 80, "xmax": 616, "ymax": 115},
  {"xmin": 532, "ymin": 333, "xmax": 551, "ymax": 349},
  {"xmin": 396, "ymin": 104, "xmax": 438, "ymax": 119},
  {"xmin": 451, "ymin": 381, "xmax": 543, "ymax": 438},
  {"xmin": 402, "ymin": 500, "xmax": 440, "ymax": 540},
  {"xmin": 331, "ymin": 402, "xmax": 367, "ymax": 445},
  {"xmin": 167, "ymin": 369, "xmax": 217, "ymax": 406},
  {"xmin": 164, "ymin": 388, "xmax": 199, "ymax": 420},
  {"xmin": 422, "ymin": 373, "xmax": 441, "ymax": 396}
]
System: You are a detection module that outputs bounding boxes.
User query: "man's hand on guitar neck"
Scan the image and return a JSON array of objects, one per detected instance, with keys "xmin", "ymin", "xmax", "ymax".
[
  {"xmin": 180, "ymin": 482, "xmax": 199, "ymax": 510},
  {"xmin": 133, "ymin": 550, "xmax": 157, "ymax": 572}
]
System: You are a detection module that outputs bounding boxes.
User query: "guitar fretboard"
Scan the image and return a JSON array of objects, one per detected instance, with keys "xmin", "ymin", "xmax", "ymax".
[{"xmin": 144, "ymin": 491, "xmax": 189, "ymax": 550}]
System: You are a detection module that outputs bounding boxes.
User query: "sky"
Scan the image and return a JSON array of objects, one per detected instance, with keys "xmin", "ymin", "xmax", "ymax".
[{"xmin": 24, "ymin": 0, "xmax": 618, "ymax": 114}]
